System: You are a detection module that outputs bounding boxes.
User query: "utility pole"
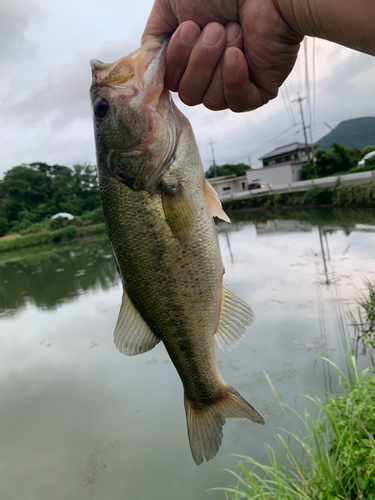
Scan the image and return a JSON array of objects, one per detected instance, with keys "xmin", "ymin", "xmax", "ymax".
[
  {"xmin": 308, "ymin": 124, "xmax": 317, "ymax": 178},
  {"xmin": 248, "ymin": 155, "xmax": 252, "ymax": 169},
  {"xmin": 293, "ymin": 94, "xmax": 310, "ymax": 161},
  {"xmin": 208, "ymin": 139, "xmax": 217, "ymax": 177}
]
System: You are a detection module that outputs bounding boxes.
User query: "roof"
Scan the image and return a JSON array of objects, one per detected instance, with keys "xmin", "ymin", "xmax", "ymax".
[{"xmin": 259, "ymin": 142, "xmax": 318, "ymax": 160}]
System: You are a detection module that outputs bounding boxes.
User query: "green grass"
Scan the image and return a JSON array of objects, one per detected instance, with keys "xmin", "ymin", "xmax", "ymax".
[
  {"xmin": 333, "ymin": 182, "xmax": 375, "ymax": 206},
  {"xmin": 348, "ymin": 280, "xmax": 375, "ymax": 363},
  {"xmin": 222, "ymin": 181, "xmax": 375, "ymax": 212},
  {"xmin": 212, "ymin": 355, "xmax": 375, "ymax": 499},
  {"xmin": 213, "ymin": 282, "xmax": 375, "ymax": 499},
  {"xmin": 0, "ymin": 223, "xmax": 106, "ymax": 252}
]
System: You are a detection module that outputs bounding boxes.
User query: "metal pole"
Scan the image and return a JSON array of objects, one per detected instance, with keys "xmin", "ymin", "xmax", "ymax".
[
  {"xmin": 208, "ymin": 140, "xmax": 217, "ymax": 177},
  {"xmin": 295, "ymin": 94, "xmax": 311, "ymax": 161}
]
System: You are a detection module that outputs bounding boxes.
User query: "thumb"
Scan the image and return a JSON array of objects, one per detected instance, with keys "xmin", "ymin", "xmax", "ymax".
[{"xmin": 141, "ymin": 1, "xmax": 178, "ymax": 44}]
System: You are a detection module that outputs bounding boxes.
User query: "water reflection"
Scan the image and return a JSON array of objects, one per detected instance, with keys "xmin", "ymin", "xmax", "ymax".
[
  {"xmin": 0, "ymin": 208, "xmax": 375, "ymax": 500},
  {"xmin": 0, "ymin": 239, "xmax": 119, "ymax": 317},
  {"xmin": 218, "ymin": 207, "xmax": 375, "ymax": 396}
]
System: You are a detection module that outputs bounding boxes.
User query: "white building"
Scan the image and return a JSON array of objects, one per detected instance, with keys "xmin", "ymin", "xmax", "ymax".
[
  {"xmin": 246, "ymin": 142, "xmax": 317, "ymax": 187},
  {"xmin": 207, "ymin": 174, "xmax": 248, "ymax": 196}
]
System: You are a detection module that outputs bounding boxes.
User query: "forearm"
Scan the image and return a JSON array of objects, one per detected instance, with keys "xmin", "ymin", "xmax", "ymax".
[{"xmin": 275, "ymin": 0, "xmax": 375, "ymax": 55}]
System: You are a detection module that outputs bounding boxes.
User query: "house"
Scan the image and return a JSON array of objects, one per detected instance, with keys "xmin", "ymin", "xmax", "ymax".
[
  {"xmin": 246, "ymin": 142, "xmax": 317, "ymax": 187},
  {"xmin": 207, "ymin": 174, "xmax": 248, "ymax": 196}
]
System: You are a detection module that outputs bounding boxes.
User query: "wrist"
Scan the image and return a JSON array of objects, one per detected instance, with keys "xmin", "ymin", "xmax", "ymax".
[
  {"xmin": 273, "ymin": 0, "xmax": 375, "ymax": 56},
  {"xmin": 271, "ymin": 0, "xmax": 316, "ymax": 37}
]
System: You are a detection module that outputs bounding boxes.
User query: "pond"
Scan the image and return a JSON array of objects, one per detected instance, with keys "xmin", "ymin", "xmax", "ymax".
[{"xmin": 0, "ymin": 208, "xmax": 374, "ymax": 500}]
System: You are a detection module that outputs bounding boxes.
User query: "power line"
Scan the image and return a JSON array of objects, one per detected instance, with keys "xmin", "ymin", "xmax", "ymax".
[
  {"xmin": 280, "ymin": 86, "xmax": 295, "ymax": 126},
  {"xmin": 283, "ymin": 81, "xmax": 297, "ymax": 124},
  {"xmin": 312, "ymin": 37, "xmax": 316, "ymax": 126},
  {"xmin": 324, "ymin": 122, "xmax": 334, "ymax": 131},
  {"xmin": 230, "ymin": 127, "xmax": 302, "ymax": 164},
  {"xmin": 304, "ymin": 38, "xmax": 311, "ymax": 126}
]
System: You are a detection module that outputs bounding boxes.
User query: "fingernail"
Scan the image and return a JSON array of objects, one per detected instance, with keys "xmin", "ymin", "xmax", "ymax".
[
  {"xmin": 225, "ymin": 48, "xmax": 239, "ymax": 66},
  {"xmin": 202, "ymin": 23, "xmax": 223, "ymax": 46},
  {"xmin": 226, "ymin": 22, "xmax": 242, "ymax": 46},
  {"xmin": 179, "ymin": 23, "xmax": 199, "ymax": 45}
]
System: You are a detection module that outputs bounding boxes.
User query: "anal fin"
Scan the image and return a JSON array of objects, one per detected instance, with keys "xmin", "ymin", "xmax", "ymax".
[
  {"xmin": 215, "ymin": 286, "xmax": 255, "ymax": 351},
  {"xmin": 114, "ymin": 287, "xmax": 160, "ymax": 356}
]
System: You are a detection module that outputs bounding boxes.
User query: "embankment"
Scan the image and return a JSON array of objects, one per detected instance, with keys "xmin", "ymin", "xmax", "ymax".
[{"xmin": 222, "ymin": 180, "xmax": 375, "ymax": 212}]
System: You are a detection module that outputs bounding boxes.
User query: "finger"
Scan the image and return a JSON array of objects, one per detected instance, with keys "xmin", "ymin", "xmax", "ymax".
[
  {"xmin": 141, "ymin": 0, "xmax": 177, "ymax": 44},
  {"xmin": 223, "ymin": 47, "xmax": 271, "ymax": 112},
  {"xmin": 178, "ymin": 22, "xmax": 226, "ymax": 107},
  {"xmin": 202, "ymin": 22, "xmax": 243, "ymax": 111},
  {"xmin": 165, "ymin": 21, "xmax": 201, "ymax": 92}
]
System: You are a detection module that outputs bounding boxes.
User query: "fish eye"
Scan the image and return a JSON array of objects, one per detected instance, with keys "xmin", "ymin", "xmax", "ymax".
[{"xmin": 94, "ymin": 98, "xmax": 109, "ymax": 118}]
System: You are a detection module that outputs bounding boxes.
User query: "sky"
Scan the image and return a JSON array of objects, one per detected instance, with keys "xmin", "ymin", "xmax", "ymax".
[{"xmin": 1, "ymin": 0, "xmax": 375, "ymax": 178}]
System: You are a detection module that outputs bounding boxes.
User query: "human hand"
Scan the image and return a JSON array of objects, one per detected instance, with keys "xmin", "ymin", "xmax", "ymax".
[{"xmin": 142, "ymin": 0, "xmax": 303, "ymax": 112}]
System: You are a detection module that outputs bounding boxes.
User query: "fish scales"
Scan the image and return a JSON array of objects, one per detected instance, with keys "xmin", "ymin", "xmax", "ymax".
[
  {"xmin": 90, "ymin": 36, "xmax": 264, "ymax": 465},
  {"xmin": 101, "ymin": 130, "xmax": 223, "ymax": 399}
]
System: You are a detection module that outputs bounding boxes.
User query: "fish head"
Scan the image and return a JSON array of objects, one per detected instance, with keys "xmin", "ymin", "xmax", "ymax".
[{"xmin": 90, "ymin": 37, "xmax": 185, "ymax": 191}]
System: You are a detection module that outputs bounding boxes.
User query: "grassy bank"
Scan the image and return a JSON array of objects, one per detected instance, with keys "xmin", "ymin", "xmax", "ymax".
[
  {"xmin": 223, "ymin": 181, "xmax": 375, "ymax": 212},
  {"xmin": 214, "ymin": 281, "xmax": 375, "ymax": 499},
  {"xmin": 214, "ymin": 357, "xmax": 375, "ymax": 499},
  {"xmin": 0, "ymin": 207, "xmax": 107, "ymax": 253},
  {"xmin": 0, "ymin": 233, "xmax": 109, "ymax": 265},
  {"xmin": 0, "ymin": 223, "xmax": 106, "ymax": 253},
  {"xmin": 1, "ymin": 181, "xmax": 375, "ymax": 253}
]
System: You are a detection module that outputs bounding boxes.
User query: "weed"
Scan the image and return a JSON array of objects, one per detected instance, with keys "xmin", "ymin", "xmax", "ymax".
[{"xmin": 212, "ymin": 354, "xmax": 375, "ymax": 499}]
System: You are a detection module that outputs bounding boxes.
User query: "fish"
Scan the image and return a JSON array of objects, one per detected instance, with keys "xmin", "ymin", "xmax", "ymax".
[{"xmin": 90, "ymin": 36, "xmax": 264, "ymax": 465}]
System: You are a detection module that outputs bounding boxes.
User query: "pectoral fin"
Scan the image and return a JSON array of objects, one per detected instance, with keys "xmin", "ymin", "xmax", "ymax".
[
  {"xmin": 114, "ymin": 288, "xmax": 160, "ymax": 356},
  {"xmin": 162, "ymin": 185, "xmax": 197, "ymax": 243},
  {"xmin": 203, "ymin": 179, "xmax": 231, "ymax": 223},
  {"xmin": 215, "ymin": 286, "xmax": 255, "ymax": 351}
]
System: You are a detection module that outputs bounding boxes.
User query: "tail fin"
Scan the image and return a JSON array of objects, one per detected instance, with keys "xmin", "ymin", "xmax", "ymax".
[{"xmin": 184, "ymin": 386, "xmax": 264, "ymax": 465}]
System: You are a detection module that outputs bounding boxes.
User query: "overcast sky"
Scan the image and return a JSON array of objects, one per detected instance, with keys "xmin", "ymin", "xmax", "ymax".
[{"xmin": 1, "ymin": 0, "xmax": 375, "ymax": 178}]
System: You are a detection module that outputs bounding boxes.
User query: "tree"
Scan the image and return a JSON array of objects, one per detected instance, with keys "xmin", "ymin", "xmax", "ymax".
[
  {"xmin": 0, "ymin": 162, "xmax": 102, "ymax": 233},
  {"xmin": 300, "ymin": 143, "xmax": 362, "ymax": 180},
  {"xmin": 71, "ymin": 163, "xmax": 100, "ymax": 212},
  {"xmin": 361, "ymin": 145, "xmax": 375, "ymax": 156},
  {"xmin": 205, "ymin": 163, "xmax": 249, "ymax": 179},
  {"xmin": 0, "ymin": 216, "xmax": 8, "ymax": 237},
  {"xmin": 0, "ymin": 166, "xmax": 52, "ymax": 222}
]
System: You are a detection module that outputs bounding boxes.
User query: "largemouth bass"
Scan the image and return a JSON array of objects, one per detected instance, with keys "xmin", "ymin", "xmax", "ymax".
[{"xmin": 90, "ymin": 37, "xmax": 264, "ymax": 465}]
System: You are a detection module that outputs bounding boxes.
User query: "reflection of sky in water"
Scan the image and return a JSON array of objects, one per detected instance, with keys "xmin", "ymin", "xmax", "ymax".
[{"xmin": 0, "ymin": 210, "xmax": 375, "ymax": 499}]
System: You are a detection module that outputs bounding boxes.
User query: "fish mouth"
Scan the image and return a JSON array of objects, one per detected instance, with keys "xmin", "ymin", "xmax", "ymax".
[{"xmin": 90, "ymin": 36, "xmax": 169, "ymax": 88}]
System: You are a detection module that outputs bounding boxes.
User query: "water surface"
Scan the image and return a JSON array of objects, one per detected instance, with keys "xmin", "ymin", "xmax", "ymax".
[{"xmin": 0, "ymin": 208, "xmax": 374, "ymax": 499}]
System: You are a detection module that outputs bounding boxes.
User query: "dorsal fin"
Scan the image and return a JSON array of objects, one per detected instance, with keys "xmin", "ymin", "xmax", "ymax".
[
  {"xmin": 114, "ymin": 287, "xmax": 160, "ymax": 356},
  {"xmin": 215, "ymin": 286, "xmax": 255, "ymax": 351},
  {"xmin": 203, "ymin": 179, "xmax": 231, "ymax": 223}
]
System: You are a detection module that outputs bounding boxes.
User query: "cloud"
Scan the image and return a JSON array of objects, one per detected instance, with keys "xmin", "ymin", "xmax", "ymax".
[
  {"xmin": 0, "ymin": 0, "xmax": 40, "ymax": 67},
  {"xmin": 0, "ymin": 4, "xmax": 374, "ymax": 177}
]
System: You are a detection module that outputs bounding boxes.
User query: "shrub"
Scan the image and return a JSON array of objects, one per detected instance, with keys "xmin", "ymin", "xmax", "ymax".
[
  {"xmin": 50, "ymin": 225, "xmax": 77, "ymax": 242},
  {"xmin": 303, "ymin": 186, "xmax": 333, "ymax": 205},
  {"xmin": 49, "ymin": 216, "xmax": 71, "ymax": 230},
  {"xmin": 79, "ymin": 207, "xmax": 104, "ymax": 224},
  {"xmin": 333, "ymin": 182, "xmax": 375, "ymax": 206},
  {"xmin": 0, "ymin": 217, "xmax": 9, "ymax": 237}
]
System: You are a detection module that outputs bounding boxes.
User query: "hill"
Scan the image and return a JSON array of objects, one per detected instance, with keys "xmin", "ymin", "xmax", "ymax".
[{"xmin": 317, "ymin": 117, "xmax": 375, "ymax": 151}]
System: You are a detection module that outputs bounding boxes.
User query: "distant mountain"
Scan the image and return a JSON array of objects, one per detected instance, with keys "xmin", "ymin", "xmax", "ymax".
[{"xmin": 317, "ymin": 117, "xmax": 375, "ymax": 151}]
